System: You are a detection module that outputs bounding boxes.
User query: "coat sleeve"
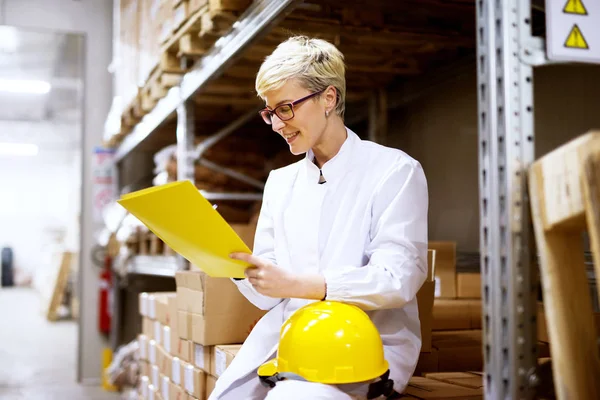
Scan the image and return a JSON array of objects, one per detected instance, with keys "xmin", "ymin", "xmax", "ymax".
[
  {"xmin": 322, "ymin": 159, "xmax": 429, "ymax": 310},
  {"xmin": 231, "ymin": 172, "xmax": 284, "ymax": 311}
]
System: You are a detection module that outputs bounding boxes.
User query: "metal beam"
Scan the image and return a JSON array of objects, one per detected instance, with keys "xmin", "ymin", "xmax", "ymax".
[
  {"xmin": 477, "ymin": 0, "xmax": 537, "ymax": 398},
  {"xmin": 113, "ymin": 0, "xmax": 299, "ymax": 163}
]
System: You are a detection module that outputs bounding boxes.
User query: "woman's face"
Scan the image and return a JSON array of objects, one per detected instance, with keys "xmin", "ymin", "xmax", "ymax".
[{"xmin": 262, "ymin": 79, "xmax": 327, "ymax": 155}]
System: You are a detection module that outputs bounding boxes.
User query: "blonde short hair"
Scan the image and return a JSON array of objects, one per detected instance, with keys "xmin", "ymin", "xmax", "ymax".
[{"xmin": 255, "ymin": 36, "xmax": 346, "ymax": 118}]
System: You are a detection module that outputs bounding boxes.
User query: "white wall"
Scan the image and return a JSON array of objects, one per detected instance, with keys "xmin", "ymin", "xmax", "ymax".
[
  {"xmin": 0, "ymin": 128, "xmax": 80, "ymax": 277},
  {"xmin": 0, "ymin": 0, "xmax": 113, "ymax": 384}
]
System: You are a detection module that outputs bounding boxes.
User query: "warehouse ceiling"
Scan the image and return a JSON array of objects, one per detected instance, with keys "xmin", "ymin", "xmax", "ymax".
[{"xmin": 0, "ymin": 26, "xmax": 83, "ymax": 125}]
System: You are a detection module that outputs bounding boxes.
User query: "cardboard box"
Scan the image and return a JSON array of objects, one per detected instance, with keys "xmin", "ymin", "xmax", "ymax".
[
  {"xmin": 432, "ymin": 330, "xmax": 483, "ymax": 372},
  {"xmin": 208, "ymin": 0, "xmax": 252, "ymax": 13},
  {"xmin": 178, "ymin": 311, "xmax": 193, "ymax": 340},
  {"xmin": 176, "ymin": 271, "xmax": 267, "ymax": 345},
  {"xmin": 193, "ymin": 343, "xmax": 212, "ymax": 373},
  {"xmin": 143, "ymin": 317, "xmax": 154, "ymax": 338},
  {"xmin": 172, "ymin": 357, "xmax": 182, "ymax": 385},
  {"xmin": 169, "ymin": 379, "xmax": 187, "ymax": 400},
  {"xmin": 457, "ymin": 273, "xmax": 481, "ymax": 299},
  {"xmin": 404, "ymin": 376, "xmax": 483, "ymax": 399},
  {"xmin": 156, "ymin": 293, "xmax": 177, "ymax": 325},
  {"xmin": 175, "ymin": 271, "xmax": 204, "ymax": 292},
  {"xmin": 151, "ymin": 364, "xmax": 161, "ymax": 389},
  {"xmin": 172, "ymin": 1, "xmax": 188, "ymax": 30},
  {"xmin": 156, "ymin": 345, "xmax": 165, "ymax": 375},
  {"xmin": 159, "ymin": 347, "xmax": 173, "ymax": 379},
  {"xmin": 140, "ymin": 375, "xmax": 150, "ymax": 398},
  {"xmin": 149, "ymin": 340, "xmax": 158, "ymax": 366},
  {"xmin": 140, "ymin": 292, "xmax": 150, "ymax": 317},
  {"xmin": 139, "ymin": 334, "xmax": 149, "ymax": 361},
  {"xmin": 428, "ymin": 241, "xmax": 457, "ymax": 298},
  {"xmin": 167, "ymin": 296, "xmax": 178, "ymax": 330},
  {"xmin": 189, "ymin": 0, "xmax": 209, "ymax": 14},
  {"xmin": 178, "ymin": 338, "xmax": 193, "ymax": 363},
  {"xmin": 183, "ymin": 363, "xmax": 207, "ymax": 399},
  {"xmin": 432, "ymin": 299, "xmax": 481, "ymax": 331},
  {"xmin": 163, "ymin": 325, "xmax": 173, "ymax": 354},
  {"xmin": 177, "ymin": 287, "xmax": 204, "ymax": 315},
  {"xmin": 211, "ymin": 345, "xmax": 241, "ymax": 377},
  {"xmin": 161, "ymin": 374, "xmax": 170, "ymax": 400},
  {"xmin": 417, "ymin": 281, "xmax": 435, "ymax": 352},
  {"xmin": 141, "ymin": 360, "xmax": 151, "ymax": 378},
  {"xmin": 206, "ymin": 374, "xmax": 217, "ymax": 398},
  {"xmin": 154, "ymin": 320, "xmax": 163, "ymax": 347},
  {"xmin": 423, "ymin": 372, "xmax": 483, "ymax": 390}
]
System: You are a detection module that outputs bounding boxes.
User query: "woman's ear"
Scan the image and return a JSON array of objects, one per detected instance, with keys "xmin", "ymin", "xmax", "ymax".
[{"xmin": 324, "ymin": 86, "xmax": 337, "ymax": 113}]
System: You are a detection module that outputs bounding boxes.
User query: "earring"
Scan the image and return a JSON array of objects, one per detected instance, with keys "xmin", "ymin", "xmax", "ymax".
[{"xmin": 325, "ymin": 110, "xmax": 330, "ymax": 117}]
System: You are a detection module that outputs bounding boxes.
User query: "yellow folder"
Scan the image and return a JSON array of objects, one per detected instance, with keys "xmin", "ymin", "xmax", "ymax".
[{"xmin": 117, "ymin": 180, "xmax": 251, "ymax": 278}]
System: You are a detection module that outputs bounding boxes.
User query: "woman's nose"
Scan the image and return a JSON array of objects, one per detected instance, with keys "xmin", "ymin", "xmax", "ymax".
[{"xmin": 271, "ymin": 114, "xmax": 285, "ymax": 132}]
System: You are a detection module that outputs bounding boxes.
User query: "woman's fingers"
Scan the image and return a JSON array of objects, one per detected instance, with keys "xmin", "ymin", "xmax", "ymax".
[{"xmin": 230, "ymin": 252, "xmax": 265, "ymax": 267}]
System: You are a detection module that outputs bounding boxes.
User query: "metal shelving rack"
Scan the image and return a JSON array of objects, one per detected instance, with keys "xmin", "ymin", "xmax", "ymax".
[{"xmin": 106, "ymin": 1, "xmax": 563, "ymax": 398}]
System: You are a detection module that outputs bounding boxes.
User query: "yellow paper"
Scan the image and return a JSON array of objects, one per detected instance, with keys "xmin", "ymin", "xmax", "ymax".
[{"xmin": 117, "ymin": 180, "xmax": 251, "ymax": 278}]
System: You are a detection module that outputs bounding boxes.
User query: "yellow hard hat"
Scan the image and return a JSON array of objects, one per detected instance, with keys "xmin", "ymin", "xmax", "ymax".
[{"xmin": 258, "ymin": 301, "xmax": 389, "ymax": 386}]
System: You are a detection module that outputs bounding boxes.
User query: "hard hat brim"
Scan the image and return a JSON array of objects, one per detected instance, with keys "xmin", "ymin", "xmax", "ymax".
[{"xmin": 257, "ymin": 358, "xmax": 278, "ymax": 378}]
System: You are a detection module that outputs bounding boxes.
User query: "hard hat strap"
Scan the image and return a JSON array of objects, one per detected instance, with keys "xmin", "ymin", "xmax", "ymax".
[
  {"xmin": 258, "ymin": 372, "xmax": 307, "ymax": 388},
  {"xmin": 366, "ymin": 370, "xmax": 401, "ymax": 399}
]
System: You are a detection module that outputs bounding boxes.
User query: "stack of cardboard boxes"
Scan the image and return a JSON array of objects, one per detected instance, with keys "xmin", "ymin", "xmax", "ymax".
[
  {"xmin": 415, "ymin": 241, "xmax": 552, "ymax": 375},
  {"xmin": 415, "ymin": 241, "xmax": 484, "ymax": 375},
  {"xmin": 137, "ymin": 270, "xmax": 263, "ymax": 400}
]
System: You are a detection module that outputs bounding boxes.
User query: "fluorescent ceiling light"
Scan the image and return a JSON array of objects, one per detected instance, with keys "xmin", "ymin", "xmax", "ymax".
[
  {"xmin": 0, "ymin": 79, "xmax": 51, "ymax": 94},
  {"xmin": 0, "ymin": 143, "xmax": 39, "ymax": 156}
]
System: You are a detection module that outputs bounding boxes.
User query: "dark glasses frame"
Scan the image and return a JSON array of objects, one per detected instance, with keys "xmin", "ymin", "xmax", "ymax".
[{"xmin": 259, "ymin": 89, "xmax": 325, "ymax": 125}]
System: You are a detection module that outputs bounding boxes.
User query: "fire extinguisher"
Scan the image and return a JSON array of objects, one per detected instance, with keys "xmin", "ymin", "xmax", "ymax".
[{"xmin": 98, "ymin": 253, "xmax": 112, "ymax": 335}]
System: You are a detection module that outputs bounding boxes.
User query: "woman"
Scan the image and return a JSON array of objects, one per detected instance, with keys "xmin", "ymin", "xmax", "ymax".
[{"xmin": 209, "ymin": 36, "xmax": 428, "ymax": 399}]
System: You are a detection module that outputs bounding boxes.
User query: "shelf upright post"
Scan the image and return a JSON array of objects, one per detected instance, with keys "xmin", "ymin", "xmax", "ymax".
[
  {"xmin": 477, "ymin": 0, "xmax": 538, "ymax": 398},
  {"xmin": 176, "ymin": 91, "xmax": 196, "ymax": 270}
]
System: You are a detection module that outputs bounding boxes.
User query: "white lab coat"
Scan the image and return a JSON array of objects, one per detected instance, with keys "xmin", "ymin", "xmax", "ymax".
[{"xmin": 209, "ymin": 128, "xmax": 428, "ymax": 399}]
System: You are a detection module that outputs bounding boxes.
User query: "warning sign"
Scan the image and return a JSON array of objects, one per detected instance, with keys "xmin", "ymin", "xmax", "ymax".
[
  {"xmin": 563, "ymin": 0, "xmax": 587, "ymax": 15},
  {"xmin": 564, "ymin": 24, "xmax": 589, "ymax": 49},
  {"xmin": 547, "ymin": 0, "xmax": 599, "ymax": 63}
]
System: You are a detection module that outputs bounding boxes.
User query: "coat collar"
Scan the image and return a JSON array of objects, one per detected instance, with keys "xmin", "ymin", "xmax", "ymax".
[{"xmin": 303, "ymin": 127, "xmax": 358, "ymax": 185}]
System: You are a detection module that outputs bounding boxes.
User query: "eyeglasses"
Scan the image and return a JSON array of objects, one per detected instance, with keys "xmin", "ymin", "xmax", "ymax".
[{"xmin": 259, "ymin": 89, "xmax": 325, "ymax": 125}]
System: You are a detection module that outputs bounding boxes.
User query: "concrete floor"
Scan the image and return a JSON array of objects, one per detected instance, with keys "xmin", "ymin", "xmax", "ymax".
[{"xmin": 0, "ymin": 288, "xmax": 120, "ymax": 400}]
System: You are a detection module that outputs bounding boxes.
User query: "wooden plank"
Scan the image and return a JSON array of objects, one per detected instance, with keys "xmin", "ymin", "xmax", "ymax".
[
  {"xmin": 138, "ymin": 227, "xmax": 149, "ymax": 255},
  {"xmin": 179, "ymin": 33, "xmax": 214, "ymax": 57},
  {"xmin": 200, "ymin": 9, "xmax": 238, "ymax": 36},
  {"xmin": 161, "ymin": 4, "xmax": 208, "ymax": 55},
  {"xmin": 582, "ymin": 151, "xmax": 600, "ymax": 308},
  {"xmin": 532, "ymin": 131, "xmax": 600, "ymax": 231},
  {"xmin": 47, "ymin": 252, "xmax": 73, "ymax": 322},
  {"xmin": 529, "ymin": 133, "xmax": 600, "ymax": 400}
]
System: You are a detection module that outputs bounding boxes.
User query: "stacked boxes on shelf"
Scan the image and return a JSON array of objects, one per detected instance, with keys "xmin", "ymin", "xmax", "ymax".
[
  {"xmin": 114, "ymin": 0, "xmax": 254, "ymax": 139},
  {"xmin": 175, "ymin": 270, "xmax": 265, "ymax": 398},
  {"xmin": 137, "ymin": 269, "xmax": 265, "ymax": 399}
]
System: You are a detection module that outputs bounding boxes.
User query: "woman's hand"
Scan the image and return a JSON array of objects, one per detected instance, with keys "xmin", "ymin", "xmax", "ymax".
[{"xmin": 230, "ymin": 252, "xmax": 326, "ymax": 300}]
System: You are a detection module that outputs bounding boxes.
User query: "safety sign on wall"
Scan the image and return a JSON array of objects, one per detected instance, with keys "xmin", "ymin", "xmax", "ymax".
[
  {"xmin": 546, "ymin": 0, "xmax": 600, "ymax": 63},
  {"xmin": 92, "ymin": 147, "xmax": 117, "ymax": 223}
]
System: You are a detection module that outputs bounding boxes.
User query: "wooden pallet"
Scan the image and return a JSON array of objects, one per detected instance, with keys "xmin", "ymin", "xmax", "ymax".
[
  {"xmin": 122, "ymin": 0, "xmax": 254, "ymax": 134},
  {"xmin": 46, "ymin": 252, "xmax": 74, "ymax": 322},
  {"xmin": 529, "ymin": 131, "xmax": 600, "ymax": 399}
]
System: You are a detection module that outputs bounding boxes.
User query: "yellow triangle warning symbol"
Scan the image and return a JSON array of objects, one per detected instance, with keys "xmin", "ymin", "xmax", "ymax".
[
  {"xmin": 563, "ymin": 0, "xmax": 588, "ymax": 15},
  {"xmin": 564, "ymin": 24, "xmax": 589, "ymax": 49}
]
